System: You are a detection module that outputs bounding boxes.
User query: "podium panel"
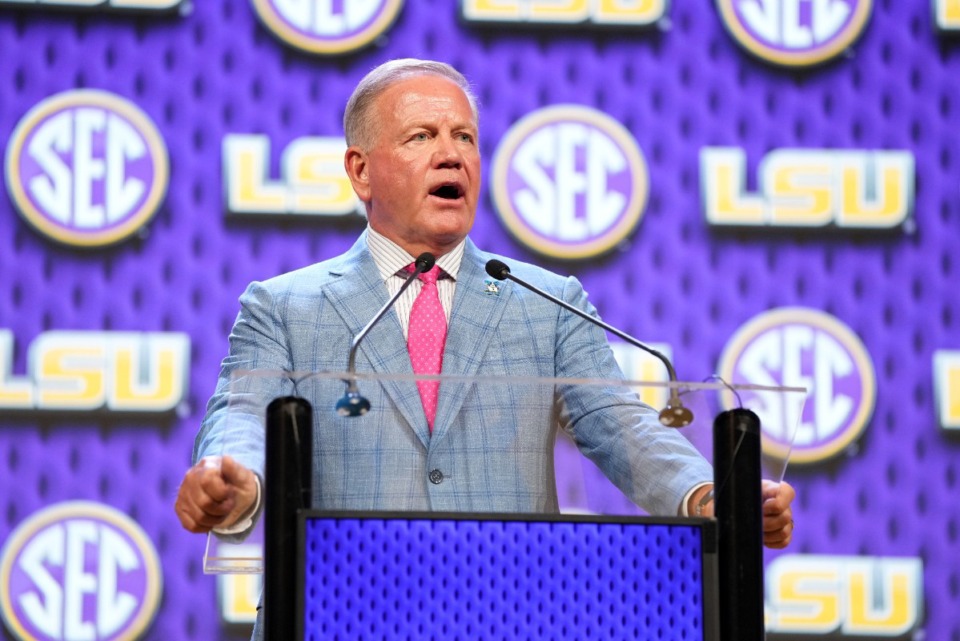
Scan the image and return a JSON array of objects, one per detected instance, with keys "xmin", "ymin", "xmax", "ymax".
[{"xmin": 297, "ymin": 511, "xmax": 719, "ymax": 641}]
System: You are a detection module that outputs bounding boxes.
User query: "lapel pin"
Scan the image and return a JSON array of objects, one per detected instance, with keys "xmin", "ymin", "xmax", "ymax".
[{"xmin": 483, "ymin": 279, "xmax": 502, "ymax": 296}]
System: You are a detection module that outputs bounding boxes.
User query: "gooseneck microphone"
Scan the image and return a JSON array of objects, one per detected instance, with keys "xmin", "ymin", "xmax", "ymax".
[
  {"xmin": 335, "ymin": 252, "xmax": 436, "ymax": 417},
  {"xmin": 485, "ymin": 259, "xmax": 693, "ymax": 427}
]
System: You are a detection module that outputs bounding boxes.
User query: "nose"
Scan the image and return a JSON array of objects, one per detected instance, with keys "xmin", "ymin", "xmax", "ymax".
[{"xmin": 433, "ymin": 134, "xmax": 463, "ymax": 169}]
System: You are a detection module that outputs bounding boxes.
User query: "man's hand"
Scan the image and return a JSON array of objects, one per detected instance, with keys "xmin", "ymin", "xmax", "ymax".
[
  {"xmin": 175, "ymin": 455, "xmax": 258, "ymax": 533},
  {"xmin": 685, "ymin": 480, "xmax": 796, "ymax": 549},
  {"xmin": 761, "ymin": 480, "xmax": 796, "ymax": 549}
]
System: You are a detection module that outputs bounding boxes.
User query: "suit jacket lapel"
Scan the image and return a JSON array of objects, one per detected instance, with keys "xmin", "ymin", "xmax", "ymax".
[
  {"xmin": 322, "ymin": 234, "xmax": 430, "ymax": 447},
  {"xmin": 432, "ymin": 240, "xmax": 511, "ymax": 443}
]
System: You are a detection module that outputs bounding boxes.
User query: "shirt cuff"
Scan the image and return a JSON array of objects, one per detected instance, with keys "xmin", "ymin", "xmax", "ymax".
[
  {"xmin": 679, "ymin": 482, "xmax": 713, "ymax": 517},
  {"xmin": 212, "ymin": 474, "xmax": 262, "ymax": 535}
]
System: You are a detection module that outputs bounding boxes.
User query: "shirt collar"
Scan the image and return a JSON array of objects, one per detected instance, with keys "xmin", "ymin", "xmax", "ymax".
[{"xmin": 366, "ymin": 226, "xmax": 465, "ymax": 282}]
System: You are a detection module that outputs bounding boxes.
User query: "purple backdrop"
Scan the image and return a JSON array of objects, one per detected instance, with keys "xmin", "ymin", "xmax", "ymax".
[{"xmin": 0, "ymin": 0, "xmax": 957, "ymax": 639}]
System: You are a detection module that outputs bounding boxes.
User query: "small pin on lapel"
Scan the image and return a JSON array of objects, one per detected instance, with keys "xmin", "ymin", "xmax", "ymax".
[{"xmin": 483, "ymin": 279, "xmax": 502, "ymax": 295}]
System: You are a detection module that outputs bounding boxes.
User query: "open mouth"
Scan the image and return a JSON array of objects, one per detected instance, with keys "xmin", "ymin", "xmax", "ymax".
[{"xmin": 430, "ymin": 183, "xmax": 464, "ymax": 200}]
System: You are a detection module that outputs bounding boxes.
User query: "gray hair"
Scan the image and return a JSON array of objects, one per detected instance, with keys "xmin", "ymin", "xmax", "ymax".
[{"xmin": 343, "ymin": 59, "xmax": 479, "ymax": 150}]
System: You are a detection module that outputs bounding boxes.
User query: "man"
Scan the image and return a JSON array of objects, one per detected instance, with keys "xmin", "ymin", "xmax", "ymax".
[{"xmin": 176, "ymin": 58, "xmax": 795, "ymax": 633}]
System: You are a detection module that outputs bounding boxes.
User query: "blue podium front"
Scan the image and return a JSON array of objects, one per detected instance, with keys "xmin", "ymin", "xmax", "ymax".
[{"xmin": 297, "ymin": 512, "xmax": 719, "ymax": 641}]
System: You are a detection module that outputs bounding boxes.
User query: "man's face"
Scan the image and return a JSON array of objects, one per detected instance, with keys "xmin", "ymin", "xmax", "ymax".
[{"xmin": 345, "ymin": 74, "xmax": 481, "ymax": 257}]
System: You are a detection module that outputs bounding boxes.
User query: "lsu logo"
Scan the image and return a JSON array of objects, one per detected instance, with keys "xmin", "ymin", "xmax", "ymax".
[
  {"xmin": 491, "ymin": 105, "xmax": 648, "ymax": 260},
  {"xmin": 0, "ymin": 330, "xmax": 189, "ymax": 412},
  {"xmin": 0, "ymin": 502, "xmax": 162, "ymax": 641},
  {"xmin": 223, "ymin": 135, "xmax": 360, "ymax": 217},
  {"xmin": 933, "ymin": 350, "xmax": 960, "ymax": 430},
  {"xmin": 716, "ymin": 0, "xmax": 873, "ymax": 67},
  {"xmin": 216, "ymin": 545, "xmax": 262, "ymax": 624},
  {"xmin": 610, "ymin": 340, "xmax": 672, "ymax": 411},
  {"xmin": 717, "ymin": 308, "xmax": 876, "ymax": 465},
  {"xmin": 766, "ymin": 555, "xmax": 923, "ymax": 636},
  {"xmin": 701, "ymin": 148, "xmax": 914, "ymax": 229},
  {"xmin": 610, "ymin": 341, "xmax": 717, "ymax": 455},
  {"xmin": 0, "ymin": 0, "xmax": 183, "ymax": 10},
  {"xmin": 251, "ymin": 0, "xmax": 404, "ymax": 55},
  {"xmin": 936, "ymin": 0, "xmax": 960, "ymax": 30},
  {"xmin": 461, "ymin": 0, "xmax": 666, "ymax": 25},
  {"xmin": 5, "ymin": 90, "xmax": 169, "ymax": 248}
]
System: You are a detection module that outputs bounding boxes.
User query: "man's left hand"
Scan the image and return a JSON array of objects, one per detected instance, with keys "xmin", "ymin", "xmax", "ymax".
[{"xmin": 761, "ymin": 480, "xmax": 796, "ymax": 549}]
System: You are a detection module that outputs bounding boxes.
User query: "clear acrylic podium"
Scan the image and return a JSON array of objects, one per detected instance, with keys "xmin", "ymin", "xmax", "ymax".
[{"xmin": 200, "ymin": 370, "xmax": 805, "ymax": 641}]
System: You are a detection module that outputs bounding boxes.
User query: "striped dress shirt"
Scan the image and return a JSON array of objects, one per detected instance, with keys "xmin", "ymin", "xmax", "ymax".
[{"xmin": 365, "ymin": 226, "xmax": 464, "ymax": 340}]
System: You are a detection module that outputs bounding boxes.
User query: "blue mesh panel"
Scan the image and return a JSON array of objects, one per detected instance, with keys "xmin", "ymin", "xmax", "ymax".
[{"xmin": 302, "ymin": 515, "xmax": 707, "ymax": 641}]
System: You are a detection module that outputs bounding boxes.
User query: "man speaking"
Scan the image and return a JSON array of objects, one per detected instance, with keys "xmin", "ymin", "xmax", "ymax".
[{"xmin": 175, "ymin": 58, "xmax": 795, "ymax": 637}]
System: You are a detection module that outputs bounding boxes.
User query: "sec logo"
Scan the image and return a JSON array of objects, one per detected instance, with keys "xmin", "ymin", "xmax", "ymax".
[
  {"xmin": 0, "ymin": 502, "xmax": 162, "ymax": 641},
  {"xmin": 716, "ymin": 0, "xmax": 874, "ymax": 67},
  {"xmin": 717, "ymin": 308, "xmax": 876, "ymax": 464},
  {"xmin": 491, "ymin": 105, "xmax": 648, "ymax": 260},
  {"xmin": 251, "ymin": 0, "xmax": 404, "ymax": 55},
  {"xmin": 5, "ymin": 90, "xmax": 169, "ymax": 248}
]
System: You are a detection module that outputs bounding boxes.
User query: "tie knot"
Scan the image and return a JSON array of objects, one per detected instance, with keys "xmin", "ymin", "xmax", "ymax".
[{"xmin": 411, "ymin": 264, "xmax": 442, "ymax": 285}]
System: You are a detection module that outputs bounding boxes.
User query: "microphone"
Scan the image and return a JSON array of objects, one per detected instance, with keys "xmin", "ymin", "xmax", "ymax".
[
  {"xmin": 335, "ymin": 252, "xmax": 436, "ymax": 417},
  {"xmin": 484, "ymin": 259, "xmax": 693, "ymax": 427}
]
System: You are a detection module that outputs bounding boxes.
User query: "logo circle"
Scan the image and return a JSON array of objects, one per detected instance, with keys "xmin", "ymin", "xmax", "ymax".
[
  {"xmin": 716, "ymin": 307, "xmax": 876, "ymax": 464},
  {"xmin": 491, "ymin": 105, "xmax": 648, "ymax": 260},
  {"xmin": 5, "ymin": 90, "xmax": 169, "ymax": 248},
  {"xmin": 716, "ymin": 0, "xmax": 873, "ymax": 67},
  {"xmin": 251, "ymin": 0, "xmax": 404, "ymax": 55},
  {"xmin": 0, "ymin": 501, "xmax": 162, "ymax": 641}
]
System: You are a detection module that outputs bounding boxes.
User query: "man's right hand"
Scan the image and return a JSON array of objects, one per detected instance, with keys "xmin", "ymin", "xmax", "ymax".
[{"xmin": 175, "ymin": 455, "xmax": 258, "ymax": 533}]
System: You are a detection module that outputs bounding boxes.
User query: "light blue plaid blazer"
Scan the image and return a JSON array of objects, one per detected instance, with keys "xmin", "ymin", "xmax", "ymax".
[{"xmin": 194, "ymin": 232, "xmax": 712, "ymax": 519}]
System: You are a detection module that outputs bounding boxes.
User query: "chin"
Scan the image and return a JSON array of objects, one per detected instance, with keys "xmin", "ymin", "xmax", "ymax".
[{"xmin": 426, "ymin": 211, "xmax": 473, "ymax": 233}]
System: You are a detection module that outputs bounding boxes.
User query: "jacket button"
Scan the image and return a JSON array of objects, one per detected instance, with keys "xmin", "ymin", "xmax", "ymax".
[{"xmin": 429, "ymin": 469, "xmax": 444, "ymax": 484}]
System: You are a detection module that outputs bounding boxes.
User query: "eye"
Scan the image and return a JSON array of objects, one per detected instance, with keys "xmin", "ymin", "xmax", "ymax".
[
  {"xmin": 411, "ymin": 132, "xmax": 429, "ymax": 142},
  {"xmin": 457, "ymin": 132, "xmax": 475, "ymax": 144}
]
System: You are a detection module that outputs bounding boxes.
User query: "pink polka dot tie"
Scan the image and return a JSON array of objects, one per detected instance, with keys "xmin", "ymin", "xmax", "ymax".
[{"xmin": 407, "ymin": 264, "xmax": 447, "ymax": 433}]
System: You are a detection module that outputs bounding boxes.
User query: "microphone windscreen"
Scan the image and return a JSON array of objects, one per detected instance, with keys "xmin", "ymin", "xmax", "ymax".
[
  {"xmin": 415, "ymin": 252, "xmax": 436, "ymax": 272},
  {"xmin": 485, "ymin": 259, "xmax": 510, "ymax": 280}
]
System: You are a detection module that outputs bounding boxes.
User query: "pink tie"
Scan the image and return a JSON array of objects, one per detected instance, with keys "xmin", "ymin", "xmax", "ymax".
[{"xmin": 407, "ymin": 264, "xmax": 447, "ymax": 433}]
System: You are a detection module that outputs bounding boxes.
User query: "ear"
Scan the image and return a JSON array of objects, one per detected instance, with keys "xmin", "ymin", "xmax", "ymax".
[{"xmin": 344, "ymin": 146, "xmax": 372, "ymax": 204}]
